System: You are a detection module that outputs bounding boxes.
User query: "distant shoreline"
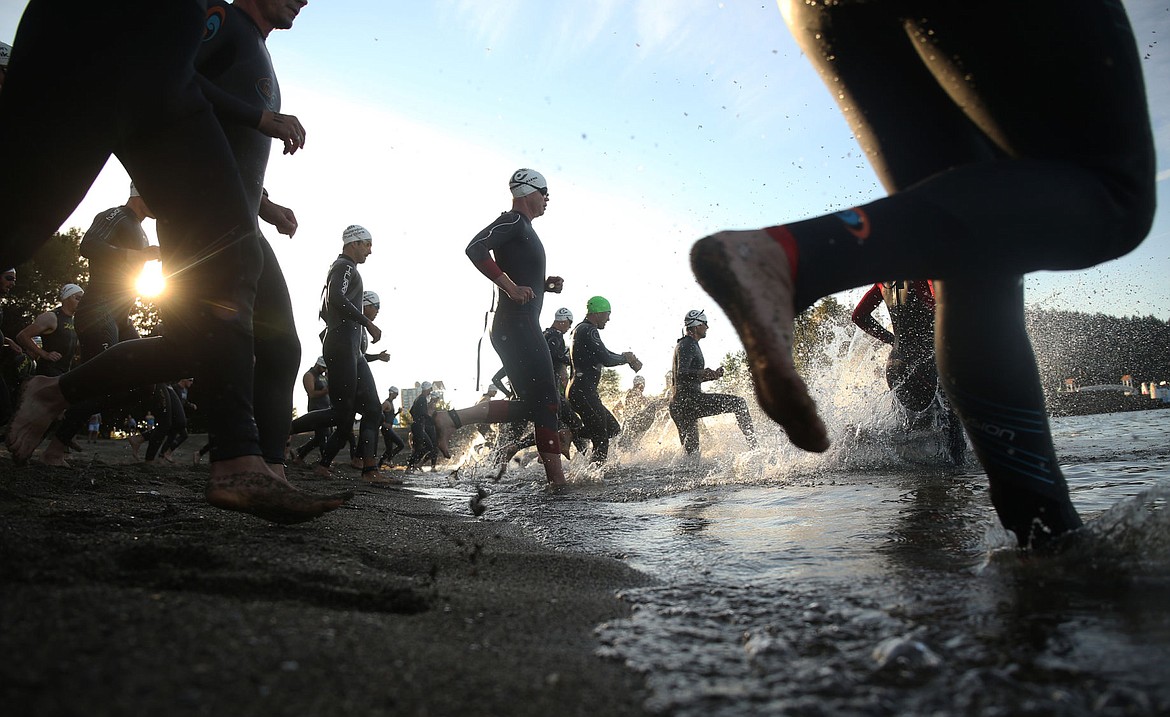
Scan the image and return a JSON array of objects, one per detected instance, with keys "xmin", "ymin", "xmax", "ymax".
[{"xmin": 1047, "ymin": 392, "xmax": 1170, "ymax": 418}]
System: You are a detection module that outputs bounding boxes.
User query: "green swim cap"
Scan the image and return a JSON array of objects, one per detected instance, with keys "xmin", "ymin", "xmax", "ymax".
[{"xmin": 586, "ymin": 296, "xmax": 611, "ymax": 313}]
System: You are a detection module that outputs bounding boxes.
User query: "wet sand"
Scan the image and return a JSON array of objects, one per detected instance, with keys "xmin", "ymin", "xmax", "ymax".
[{"xmin": 0, "ymin": 435, "xmax": 651, "ymax": 716}]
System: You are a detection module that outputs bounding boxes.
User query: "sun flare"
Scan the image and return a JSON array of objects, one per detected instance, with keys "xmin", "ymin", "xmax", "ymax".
[{"xmin": 135, "ymin": 261, "xmax": 166, "ymax": 298}]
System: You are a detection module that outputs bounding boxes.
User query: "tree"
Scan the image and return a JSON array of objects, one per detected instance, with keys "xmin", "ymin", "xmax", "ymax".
[
  {"xmin": 1, "ymin": 229, "xmax": 88, "ymax": 339},
  {"xmin": 792, "ymin": 296, "xmax": 850, "ymax": 376},
  {"xmin": 598, "ymin": 368, "xmax": 623, "ymax": 409},
  {"xmin": 130, "ymin": 298, "xmax": 163, "ymax": 337}
]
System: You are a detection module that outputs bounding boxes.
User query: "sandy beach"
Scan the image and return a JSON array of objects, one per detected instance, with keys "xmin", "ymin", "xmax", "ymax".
[{"xmin": 0, "ymin": 435, "xmax": 652, "ymax": 716}]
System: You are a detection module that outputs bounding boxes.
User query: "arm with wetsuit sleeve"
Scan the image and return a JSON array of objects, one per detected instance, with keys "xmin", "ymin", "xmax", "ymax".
[
  {"xmin": 465, "ymin": 213, "xmax": 535, "ymax": 303},
  {"xmin": 852, "ymin": 283, "xmax": 895, "ymax": 345},
  {"xmin": 322, "ymin": 261, "xmax": 367, "ymax": 326},
  {"xmin": 579, "ymin": 324, "xmax": 629, "ymax": 368},
  {"xmin": 673, "ymin": 337, "xmax": 710, "ymax": 384}
]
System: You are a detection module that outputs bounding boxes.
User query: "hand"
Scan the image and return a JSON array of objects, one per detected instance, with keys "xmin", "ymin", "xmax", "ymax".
[
  {"xmin": 140, "ymin": 245, "xmax": 161, "ymax": 262},
  {"xmin": 624, "ymin": 352, "xmax": 643, "ymax": 373},
  {"xmin": 507, "ymin": 285, "xmax": 536, "ymax": 304},
  {"xmin": 376, "ymin": 350, "xmax": 390, "ymax": 362},
  {"xmin": 259, "ymin": 196, "xmax": 298, "ymax": 237},
  {"xmin": 258, "ymin": 110, "xmax": 306, "ymax": 155},
  {"xmin": 44, "ymin": 351, "xmax": 62, "ymax": 362},
  {"xmin": 545, "ymin": 276, "xmax": 564, "ymax": 293},
  {"xmin": 367, "ymin": 323, "xmax": 382, "ymax": 343},
  {"xmin": 189, "ymin": 403, "xmax": 197, "ymax": 411}
]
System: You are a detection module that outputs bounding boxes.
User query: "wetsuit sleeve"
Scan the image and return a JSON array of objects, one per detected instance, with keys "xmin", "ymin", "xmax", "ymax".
[
  {"xmin": 852, "ymin": 283, "xmax": 895, "ymax": 345},
  {"xmin": 194, "ymin": 1, "xmax": 264, "ymax": 129},
  {"xmin": 195, "ymin": 75, "xmax": 264, "ymax": 128},
  {"xmin": 465, "ymin": 213, "xmax": 523, "ymax": 281},
  {"xmin": 78, "ymin": 211, "xmax": 132, "ymax": 264},
  {"xmin": 581, "ymin": 324, "xmax": 628, "ymax": 367},
  {"xmin": 916, "ymin": 281, "xmax": 937, "ymax": 311},
  {"xmin": 673, "ymin": 338, "xmax": 707, "ymax": 382},
  {"xmin": 324, "ymin": 261, "xmax": 367, "ymax": 324}
]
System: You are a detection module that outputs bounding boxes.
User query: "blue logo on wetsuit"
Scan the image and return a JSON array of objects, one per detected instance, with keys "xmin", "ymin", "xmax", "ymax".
[
  {"xmin": 203, "ymin": 6, "xmax": 225, "ymax": 41},
  {"xmin": 834, "ymin": 208, "xmax": 871, "ymax": 241}
]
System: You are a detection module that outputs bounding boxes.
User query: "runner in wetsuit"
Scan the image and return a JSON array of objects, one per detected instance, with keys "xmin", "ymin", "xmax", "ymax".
[
  {"xmin": 852, "ymin": 281, "xmax": 965, "ymax": 463},
  {"xmin": 16, "ymin": 284, "xmax": 84, "ymax": 378},
  {"xmin": 690, "ymin": 1, "xmax": 1155, "ymax": 546},
  {"xmin": 293, "ymin": 357, "xmax": 330, "ymax": 463},
  {"xmin": 36, "ymin": 190, "xmax": 160, "ymax": 465},
  {"xmin": 379, "ymin": 386, "xmax": 405, "ymax": 466},
  {"xmin": 432, "ymin": 169, "xmax": 568, "ymax": 485},
  {"xmin": 568, "ymin": 296, "xmax": 642, "ymax": 464},
  {"xmin": 669, "ymin": 310, "xmax": 757, "ymax": 456},
  {"xmin": 406, "ymin": 382, "xmax": 438, "ymax": 471},
  {"xmin": 0, "ymin": 0, "xmax": 343, "ymax": 523},
  {"xmin": 196, "ymin": 0, "xmax": 307, "ymax": 475},
  {"xmin": 288, "ymin": 226, "xmax": 388, "ymax": 483}
]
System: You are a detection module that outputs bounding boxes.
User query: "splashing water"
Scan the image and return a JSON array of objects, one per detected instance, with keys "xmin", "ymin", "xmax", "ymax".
[{"xmin": 419, "ymin": 326, "xmax": 1170, "ymax": 716}]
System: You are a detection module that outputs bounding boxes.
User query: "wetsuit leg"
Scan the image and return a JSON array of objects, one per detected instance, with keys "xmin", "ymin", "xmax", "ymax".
[
  {"xmin": 380, "ymin": 426, "xmax": 405, "ymax": 461},
  {"xmin": 776, "ymin": 0, "xmax": 1155, "ymax": 310},
  {"xmin": 490, "ymin": 313, "xmax": 561, "ymax": 454},
  {"xmin": 252, "ymin": 238, "xmax": 300, "ymax": 464},
  {"xmin": 886, "ymin": 350, "xmax": 938, "ymax": 415},
  {"xmin": 569, "ymin": 386, "xmax": 621, "ymax": 463},
  {"xmin": 143, "ymin": 386, "xmax": 175, "ymax": 461},
  {"xmin": 935, "ymin": 277, "xmax": 1080, "ymax": 545},
  {"xmin": 315, "ymin": 331, "xmax": 361, "ymax": 467},
  {"xmin": 353, "ymin": 359, "xmax": 381, "ymax": 462},
  {"xmin": 670, "ymin": 393, "xmax": 756, "ymax": 454},
  {"xmin": 1, "ymin": 1, "xmax": 266, "ymax": 463}
]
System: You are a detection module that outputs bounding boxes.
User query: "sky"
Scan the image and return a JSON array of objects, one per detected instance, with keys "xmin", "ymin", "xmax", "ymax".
[{"xmin": 2, "ymin": 1, "xmax": 1169, "ymax": 413}]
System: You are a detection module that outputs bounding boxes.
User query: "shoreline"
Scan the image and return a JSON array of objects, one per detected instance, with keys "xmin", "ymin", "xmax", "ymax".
[{"xmin": 0, "ymin": 435, "xmax": 653, "ymax": 716}]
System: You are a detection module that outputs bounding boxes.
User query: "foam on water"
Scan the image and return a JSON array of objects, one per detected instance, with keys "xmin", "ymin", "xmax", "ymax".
[{"xmin": 422, "ymin": 329, "xmax": 1170, "ymax": 715}]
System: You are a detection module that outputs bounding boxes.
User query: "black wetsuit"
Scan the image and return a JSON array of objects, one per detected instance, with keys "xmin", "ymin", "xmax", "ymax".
[
  {"xmin": 35, "ymin": 308, "xmax": 79, "ymax": 378},
  {"xmin": 196, "ymin": 0, "xmax": 300, "ymax": 464},
  {"xmin": 295, "ymin": 369, "xmax": 330, "ymax": 461},
  {"xmin": 669, "ymin": 335, "xmax": 756, "ymax": 455},
  {"xmin": 773, "ymin": 0, "xmax": 1156, "ymax": 545},
  {"xmin": 545, "ymin": 326, "xmax": 584, "ymax": 437},
  {"xmin": 406, "ymin": 394, "xmax": 436, "ymax": 469},
  {"xmin": 567, "ymin": 321, "xmax": 627, "ymax": 463},
  {"xmin": 51, "ymin": 206, "xmax": 149, "ymax": 446},
  {"xmin": 159, "ymin": 382, "xmax": 193, "ymax": 456},
  {"xmin": 289, "ymin": 255, "xmax": 380, "ymax": 467},
  {"xmin": 380, "ymin": 397, "xmax": 405, "ymax": 463},
  {"xmin": 0, "ymin": 0, "xmax": 266, "ymax": 463},
  {"xmin": 466, "ymin": 212, "xmax": 561, "ymax": 455},
  {"xmin": 853, "ymin": 281, "xmax": 938, "ymax": 413}
]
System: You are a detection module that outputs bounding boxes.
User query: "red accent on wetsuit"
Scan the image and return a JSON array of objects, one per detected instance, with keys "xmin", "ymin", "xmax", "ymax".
[
  {"xmin": 473, "ymin": 258, "xmax": 504, "ymax": 281},
  {"xmin": 765, "ymin": 225, "xmax": 800, "ymax": 283}
]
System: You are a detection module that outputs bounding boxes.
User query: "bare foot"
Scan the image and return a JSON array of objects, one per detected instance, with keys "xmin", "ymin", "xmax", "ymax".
[
  {"xmin": 128, "ymin": 433, "xmax": 145, "ymax": 460},
  {"xmin": 312, "ymin": 464, "xmax": 336, "ymax": 479},
  {"xmin": 538, "ymin": 452, "xmax": 567, "ymax": 485},
  {"xmin": 40, "ymin": 438, "xmax": 70, "ymax": 467},
  {"xmin": 691, "ymin": 230, "xmax": 829, "ymax": 452},
  {"xmin": 361, "ymin": 470, "xmax": 404, "ymax": 487},
  {"xmin": 206, "ymin": 455, "xmax": 350, "ymax": 524},
  {"xmin": 4, "ymin": 376, "xmax": 68, "ymax": 465},
  {"xmin": 558, "ymin": 428, "xmax": 574, "ymax": 460},
  {"xmin": 432, "ymin": 410, "xmax": 455, "ymax": 459}
]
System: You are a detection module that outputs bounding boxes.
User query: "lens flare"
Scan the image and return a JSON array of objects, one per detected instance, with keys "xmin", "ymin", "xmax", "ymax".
[{"xmin": 135, "ymin": 260, "xmax": 166, "ymax": 298}]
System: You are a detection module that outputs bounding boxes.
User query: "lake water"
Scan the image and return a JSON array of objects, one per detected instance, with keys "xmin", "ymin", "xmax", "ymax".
[{"xmin": 422, "ymin": 404, "xmax": 1170, "ymax": 716}]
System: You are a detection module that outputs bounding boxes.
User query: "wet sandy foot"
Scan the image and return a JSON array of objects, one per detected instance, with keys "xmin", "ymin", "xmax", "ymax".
[
  {"xmin": 691, "ymin": 230, "xmax": 829, "ymax": 452},
  {"xmin": 5, "ymin": 376, "xmax": 68, "ymax": 465},
  {"xmin": 206, "ymin": 471, "xmax": 351, "ymax": 524}
]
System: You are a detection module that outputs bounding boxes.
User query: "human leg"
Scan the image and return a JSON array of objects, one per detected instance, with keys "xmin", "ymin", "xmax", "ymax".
[
  {"xmin": 252, "ymin": 238, "xmax": 300, "ymax": 465},
  {"xmin": 694, "ymin": 1, "xmax": 1154, "ymax": 464}
]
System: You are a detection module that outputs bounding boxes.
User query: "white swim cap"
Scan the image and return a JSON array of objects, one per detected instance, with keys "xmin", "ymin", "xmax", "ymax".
[
  {"xmin": 0, "ymin": 41, "xmax": 11, "ymax": 68},
  {"xmin": 509, "ymin": 168, "xmax": 547, "ymax": 198},
  {"xmin": 388, "ymin": 386, "xmax": 399, "ymax": 394},
  {"xmin": 554, "ymin": 307, "xmax": 573, "ymax": 323},
  {"xmin": 421, "ymin": 381, "xmax": 433, "ymax": 390},
  {"xmin": 362, "ymin": 290, "xmax": 380, "ymax": 308},
  {"xmin": 342, "ymin": 224, "xmax": 372, "ymax": 245},
  {"xmin": 684, "ymin": 309, "xmax": 708, "ymax": 327},
  {"xmin": 633, "ymin": 375, "xmax": 646, "ymax": 386},
  {"xmin": 314, "ymin": 356, "xmax": 326, "ymax": 368},
  {"xmin": 60, "ymin": 283, "xmax": 84, "ymax": 300}
]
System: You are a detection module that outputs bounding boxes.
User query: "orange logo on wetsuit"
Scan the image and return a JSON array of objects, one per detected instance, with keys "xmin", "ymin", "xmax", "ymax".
[{"xmin": 834, "ymin": 207, "xmax": 871, "ymax": 241}]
